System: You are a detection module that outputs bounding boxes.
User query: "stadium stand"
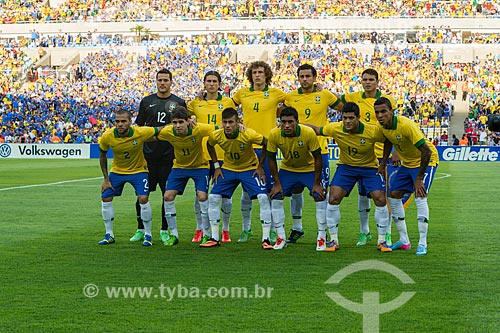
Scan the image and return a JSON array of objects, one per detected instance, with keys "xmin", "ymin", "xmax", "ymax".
[
  {"xmin": 1, "ymin": 1, "xmax": 500, "ymax": 144},
  {"xmin": 1, "ymin": 0, "xmax": 499, "ymax": 23}
]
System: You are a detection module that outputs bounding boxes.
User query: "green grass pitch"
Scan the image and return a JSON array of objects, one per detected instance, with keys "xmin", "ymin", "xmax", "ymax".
[{"xmin": 0, "ymin": 159, "xmax": 498, "ymax": 332}]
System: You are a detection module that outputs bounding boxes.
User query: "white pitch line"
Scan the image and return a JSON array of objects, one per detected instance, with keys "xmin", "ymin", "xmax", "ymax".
[
  {"xmin": 0, "ymin": 177, "xmax": 102, "ymax": 191},
  {"xmin": 434, "ymin": 172, "xmax": 451, "ymax": 180}
]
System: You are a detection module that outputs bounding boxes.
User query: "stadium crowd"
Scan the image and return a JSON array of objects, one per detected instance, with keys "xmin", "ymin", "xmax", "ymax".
[
  {"xmin": 10, "ymin": 27, "xmax": 500, "ymax": 50},
  {"xmin": 1, "ymin": 0, "xmax": 499, "ymax": 23},
  {"xmin": 3, "ymin": 39, "xmax": 490, "ymax": 144}
]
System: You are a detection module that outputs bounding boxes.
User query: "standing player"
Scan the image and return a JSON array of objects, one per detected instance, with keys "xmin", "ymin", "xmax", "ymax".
[
  {"xmin": 284, "ymin": 63, "xmax": 342, "ymax": 244},
  {"xmin": 267, "ymin": 107, "xmax": 326, "ymax": 251},
  {"xmin": 375, "ymin": 97, "xmax": 434, "ymax": 256},
  {"xmin": 156, "ymin": 106, "xmax": 215, "ymax": 246},
  {"xmin": 204, "ymin": 108, "xmax": 273, "ymax": 249},
  {"xmin": 306, "ymin": 102, "xmax": 392, "ymax": 252},
  {"xmin": 130, "ymin": 68, "xmax": 187, "ymax": 245},
  {"xmin": 98, "ymin": 109, "xmax": 160, "ymax": 246},
  {"xmin": 341, "ymin": 68, "xmax": 396, "ymax": 246},
  {"xmin": 232, "ymin": 61, "xmax": 287, "ymax": 243},
  {"xmin": 187, "ymin": 71, "xmax": 236, "ymax": 243}
]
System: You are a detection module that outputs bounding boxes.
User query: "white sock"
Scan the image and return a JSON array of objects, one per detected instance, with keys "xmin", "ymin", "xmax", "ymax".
[
  {"xmin": 240, "ymin": 191, "xmax": 252, "ymax": 231},
  {"xmin": 164, "ymin": 200, "xmax": 178, "ymax": 237},
  {"xmin": 271, "ymin": 199, "xmax": 286, "ymax": 239},
  {"xmin": 326, "ymin": 203, "xmax": 340, "ymax": 243},
  {"xmin": 140, "ymin": 202, "xmax": 153, "ymax": 236},
  {"xmin": 315, "ymin": 200, "xmax": 327, "ymax": 240},
  {"xmin": 375, "ymin": 205, "xmax": 390, "ymax": 243},
  {"xmin": 199, "ymin": 199, "xmax": 210, "ymax": 237},
  {"xmin": 415, "ymin": 197, "xmax": 429, "ymax": 246},
  {"xmin": 222, "ymin": 197, "xmax": 232, "ymax": 231},
  {"xmin": 290, "ymin": 193, "xmax": 304, "ymax": 231},
  {"xmin": 257, "ymin": 194, "xmax": 272, "ymax": 241},
  {"xmin": 194, "ymin": 197, "xmax": 202, "ymax": 230},
  {"xmin": 208, "ymin": 194, "xmax": 222, "ymax": 241},
  {"xmin": 388, "ymin": 197, "xmax": 409, "ymax": 244},
  {"xmin": 358, "ymin": 195, "xmax": 370, "ymax": 234},
  {"xmin": 101, "ymin": 201, "xmax": 114, "ymax": 237}
]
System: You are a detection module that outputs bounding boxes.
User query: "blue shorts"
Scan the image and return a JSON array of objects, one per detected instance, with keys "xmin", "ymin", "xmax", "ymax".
[
  {"xmin": 273, "ymin": 169, "xmax": 321, "ymax": 200},
  {"xmin": 321, "ymin": 153, "xmax": 330, "ymax": 189},
  {"xmin": 211, "ymin": 168, "xmax": 267, "ymax": 199},
  {"xmin": 166, "ymin": 168, "xmax": 210, "ymax": 194},
  {"xmin": 358, "ymin": 158, "xmax": 392, "ymax": 196},
  {"xmin": 388, "ymin": 165, "xmax": 437, "ymax": 195},
  {"xmin": 255, "ymin": 148, "xmax": 274, "ymax": 191},
  {"xmin": 101, "ymin": 172, "xmax": 149, "ymax": 199},
  {"xmin": 332, "ymin": 164, "xmax": 385, "ymax": 197}
]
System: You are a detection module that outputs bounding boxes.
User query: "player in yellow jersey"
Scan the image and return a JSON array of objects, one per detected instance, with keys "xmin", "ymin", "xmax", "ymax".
[
  {"xmin": 232, "ymin": 61, "xmax": 287, "ymax": 243},
  {"xmin": 341, "ymin": 69, "xmax": 396, "ymax": 247},
  {"xmin": 388, "ymin": 137, "xmax": 439, "ymax": 210},
  {"xmin": 98, "ymin": 109, "xmax": 161, "ymax": 246},
  {"xmin": 267, "ymin": 107, "xmax": 326, "ymax": 251},
  {"xmin": 156, "ymin": 106, "xmax": 216, "ymax": 246},
  {"xmin": 204, "ymin": 108, "xmax": 273, "ymax": 249},
  {"xmin": 306, "ymin": 102, "xmax": 392, "ymax": 252},
  {"xmin": 375, "ymin": 97, "xmax": 434, "ymax": 256},
  {"xmin": 284, "ymin": 64, "xmax": 342, "ymax": 244},
  {"xmin": 187, "ymin": 71, "xmax": 236, "ymax": 243}
]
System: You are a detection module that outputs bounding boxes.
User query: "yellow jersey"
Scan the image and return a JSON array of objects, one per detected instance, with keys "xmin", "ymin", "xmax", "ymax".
[
  {"xmin": 157, "ymin": 123, "xmax": 215, "ymax": 169},
  {"xmin": 321, "ymin": 121, "xmax": 385, "ymax": 168},
  {"xmin": 285, "ymin": 87, "xmax": 340, "ymax": 154},
  {"xmin": 99, "ymin": 126, "xmax": 158, "ymax": 174},
  {"xmin": 208, "ymin": 127, "xmax": 265, "ymax": 172},
  {"xmin": 267, "ymin": 125, "xmax": 321, "ymax": 173},
  {"xmin": 342, "ymin": 90, "xmax": 396, "ymax": 158},
  {"xmin": 187, "ymin": 93, "xmax": 236, "ymax": 160},
  {"xmin": 232, "ymin": 86, "xmax": 286, "ymax": 146}
]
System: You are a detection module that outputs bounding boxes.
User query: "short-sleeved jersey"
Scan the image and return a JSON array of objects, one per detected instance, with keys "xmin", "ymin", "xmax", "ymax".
[
  {"xmin": 285, "ymin": 87, "xmax": 340, "ymax": 154},
  {"xmin": 342, "ymin": 90, "xmax": 396, "ymax": 158},
  {"xmin": 380, "ymin": 115, "xmax": 426, "ymax": 168},
  {"xmin": 427, "ymin": 139, "xmax": 440, "ymax": 167},
  {"xmin": 99, "ymin": 126, "xmax": 158, "ymax": 174},
  {"xmin": 267, "ymin": 125, "xmax": 321, "ymax": 172},
  {"xmin": 208, "ymin": 128, "xmax": 265, "ymax": 172},
  {"xmin": 320, "ymin": 121, "xmax": 385, "ymax": 168},
  {"xmin": 157, "ymin": 123, "xmax": 214, "ymax": 169},
  {"xmin": 187, "ymin": 93, "xmax": 236, "ymax": 160},
  {"xmin": 136, "ymin": 93, "xmax": 186, "ymax": 163},
  {"xmin": 232, "ymin": 86, "xmax": 286, "ymax": 145}
]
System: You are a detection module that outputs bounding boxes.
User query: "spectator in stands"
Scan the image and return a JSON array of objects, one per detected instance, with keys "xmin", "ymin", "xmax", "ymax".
[
  {"xmin": 459, "ymin": 134, "xmax": 468, "ymax": 146},
  {"xmin": 440, "ymin": 131, "xmax": 448, "ymax": 145},
  {"xmin": 478, "ymin": 127, "xmax": 488, "ymax": 145}
]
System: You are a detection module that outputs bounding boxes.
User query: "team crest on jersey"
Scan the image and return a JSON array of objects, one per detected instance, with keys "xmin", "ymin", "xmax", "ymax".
[
  {"xmin": 297, "ymin": 140, "xmax": 304, "ymax": 147},
  {"xmin": 239, "ymin": 143, "xmax": 245, "ymax": 150},
  {"xmin": 360, "ymin": 138, "xmax": 366, "ymax": 145},
  {"xmin": 218, "ymin": 103, "xmax": 224, "ymax": 110},
  {"xmin": 396, "ymin": 135, "xmax": 402, "ymax": 141},
  {"xmin": 191, "ymin": 137, "xmax": 196, "ymax": 143},
  {"xmin": 132, "ymin": 140, "xmax": 138, "ymax": 146},
  {"xmin": 168, "ymin": 102, "xmax": 177, "ymax": 111},
  {"xmin": 263, "ymin": 91, "xmax": 270, "ymax": 99},
  {"xmin": 315, "ymin": 96, "xmax": 321, "ymax": 104}
]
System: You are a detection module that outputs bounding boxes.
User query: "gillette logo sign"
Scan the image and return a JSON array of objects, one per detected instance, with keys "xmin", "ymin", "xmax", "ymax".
[{"xmin": 441, "ymin": 147, "xmax": 498, "ymax": 161}]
